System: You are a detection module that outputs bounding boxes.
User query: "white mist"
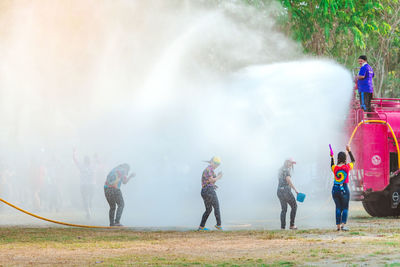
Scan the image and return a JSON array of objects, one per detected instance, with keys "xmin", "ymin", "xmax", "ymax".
[{"xmin": 0, "ymin": 0, "xmax": 353, "ymax": 229}]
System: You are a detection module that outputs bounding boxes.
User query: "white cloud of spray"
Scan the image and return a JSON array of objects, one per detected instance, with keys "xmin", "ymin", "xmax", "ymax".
[{"xmin": 0, "ymin": 0, "xmax": 353, "ymax": 229}]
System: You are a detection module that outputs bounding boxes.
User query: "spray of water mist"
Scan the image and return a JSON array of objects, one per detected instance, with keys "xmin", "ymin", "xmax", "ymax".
[{"xmin": 0, "ymin": 0, "xmax": 353, "ymax": 229}]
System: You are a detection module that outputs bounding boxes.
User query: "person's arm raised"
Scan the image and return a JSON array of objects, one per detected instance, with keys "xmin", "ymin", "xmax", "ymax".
[
  {"xmin": 347, "ymin": 145, "xmax": 355, "ymax": 163},
  {"xmin": 72, "ymin": 148, "xmax": 79, "ymax": 167}
]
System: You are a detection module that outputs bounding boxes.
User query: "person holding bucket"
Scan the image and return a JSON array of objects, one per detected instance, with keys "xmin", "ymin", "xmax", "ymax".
[
  {"xmin": 330, "ymin": 145, "xmax": 355, "ymax": 231},
  {"xmin": 198, "ymin": 156, "xmax": 223, "ymax": 231},
  {"xmin": 277, "ymin": 158, "xmax": 299, "ymax": 230}
]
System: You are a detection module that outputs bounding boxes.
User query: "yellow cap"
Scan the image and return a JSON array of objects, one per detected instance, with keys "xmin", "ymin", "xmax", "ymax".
[{"xmin": 211, "ymin": 156, "xmax": 221, "ymax": 165}]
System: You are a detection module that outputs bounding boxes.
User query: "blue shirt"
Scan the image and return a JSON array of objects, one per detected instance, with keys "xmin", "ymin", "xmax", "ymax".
[{"xmin": 357, "ymin": 64, "xmax": 374, "ymax": 93}]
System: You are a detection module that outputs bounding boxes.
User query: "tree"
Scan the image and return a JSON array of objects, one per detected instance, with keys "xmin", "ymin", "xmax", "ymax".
[
  {"xmin": 276, "ymin": 0, "xmax": 400, "ymax": 97},
  {"xmin": 364, "ymin": 1, "xmax": 400, "ymax": 96}
]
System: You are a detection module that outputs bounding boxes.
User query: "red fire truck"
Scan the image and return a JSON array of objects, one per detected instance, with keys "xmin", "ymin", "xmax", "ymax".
[{"xmin": 348, "ymin": 95, "xmax": 400, "ymax": 216}]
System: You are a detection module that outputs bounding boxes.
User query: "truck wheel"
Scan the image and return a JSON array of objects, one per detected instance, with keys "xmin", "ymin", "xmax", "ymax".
[
  {"xmin": 362, "ymin": 192, "xmax": 394, "ymax": 217},
  {"xmin": 362, "ymin": 200, "xmax": 379, "ymax": 217}
]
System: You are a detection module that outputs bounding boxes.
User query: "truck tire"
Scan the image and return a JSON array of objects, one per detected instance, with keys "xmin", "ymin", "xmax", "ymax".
[{"xmin": 362, "ymin": 191, "xmax": 398, "ymax": 217}]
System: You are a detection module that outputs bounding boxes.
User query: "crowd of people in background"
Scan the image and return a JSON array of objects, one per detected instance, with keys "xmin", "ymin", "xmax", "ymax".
[{"xmin": 0, "ymin": 150, "xmax": 108, "ymax": 217}]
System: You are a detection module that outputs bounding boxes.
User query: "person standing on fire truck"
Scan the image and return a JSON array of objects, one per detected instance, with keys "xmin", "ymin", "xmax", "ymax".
[
  {"xmin": 356, "ymin": 55, "xmax": 374, "ymax": 112},
  {"xmin": 330, "ymin": 145, "xmax": 355, "ymax": 231}
]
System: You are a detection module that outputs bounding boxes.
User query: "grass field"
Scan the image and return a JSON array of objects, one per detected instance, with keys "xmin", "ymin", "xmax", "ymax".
[
  {"xmin": 1, "ymin": 204, "xmax": 400, "ymax": 266},
  {"xmin": 1, "ymin": 220, "xmax": 400, "ymax": 266}
]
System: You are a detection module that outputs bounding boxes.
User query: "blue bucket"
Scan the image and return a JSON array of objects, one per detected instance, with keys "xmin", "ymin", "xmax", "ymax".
[{"xmin": 297, "ymin": 192, "xmax": 306, "ymax": 202}]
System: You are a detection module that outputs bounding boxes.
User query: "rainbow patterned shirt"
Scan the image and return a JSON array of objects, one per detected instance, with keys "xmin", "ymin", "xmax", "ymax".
[
  {"xmin": 331, "ymin": 163, "xmax": 353, "ymax": 185},
  {"xmin": 104, "ymin": 166, "xmax": 129, "ymax": 189},
  {"xmin": 202, "ymin": 165, "xmax": 216, "ymax": 188}
]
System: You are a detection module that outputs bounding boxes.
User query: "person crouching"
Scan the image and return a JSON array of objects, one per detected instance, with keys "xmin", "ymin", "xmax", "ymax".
[{"xmin": 104, "ymin": 164, "xmax": 135, "ymax": 227}]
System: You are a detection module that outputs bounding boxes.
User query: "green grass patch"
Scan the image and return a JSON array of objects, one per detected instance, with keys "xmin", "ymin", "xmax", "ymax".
[
  {"xmin": 384, "ymin": 241, "xmax": 399, "ymax": 246},
  {"xmin": 100, "ymin": 254, "xmax": 281, "ymax": 266},
  {"xmin": 369, "ymin": 250, "xmax": 386, "ymax": 256},
  {"xmin": 1, "ymin": 222, "xmax": 400, "ymax": 266},
  {"xmin": 349, "ymin": 231, "xmax": 365, "ymax": 236},
  {"xmin": 271, "ymin": 261, "xmax": 296, "ymax": 267}
]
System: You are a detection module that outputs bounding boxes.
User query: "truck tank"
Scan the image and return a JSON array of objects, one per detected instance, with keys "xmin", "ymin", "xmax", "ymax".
[{"xmin": 347, "ymin": 96, "xmax": 400, "ymax": 216}]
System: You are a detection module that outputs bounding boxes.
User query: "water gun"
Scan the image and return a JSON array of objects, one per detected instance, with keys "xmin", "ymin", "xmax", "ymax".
[{"xmin": 329, "ymin": 144, "xmax": 334, "ymax": 157}]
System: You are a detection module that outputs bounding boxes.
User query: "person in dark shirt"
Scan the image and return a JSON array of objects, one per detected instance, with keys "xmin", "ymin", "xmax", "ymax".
[
  {"xmin": 198, "ymin": 156, "xmax": 223, "ymax": 231},
  {"xmin": 330, "ymin": 145, "xmax": 355, "ymax": 231},
  {"xmin": 356, "ymin": 55, "xmax": 374, "ymax": 112},
  {"xmin": 277, "ymin": 158, "xmax": 298, "ymax": 230}
]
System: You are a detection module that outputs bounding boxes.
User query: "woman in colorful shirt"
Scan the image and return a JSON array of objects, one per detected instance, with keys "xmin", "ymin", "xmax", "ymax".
[
  {"xmin": 198, "ymin": 156, "xmax": 223, "ymax": 231},
  {"xmin": 104, "ymin": 163, "xmax": 135, "ymax": 226},
  {"xmin": 330, "ymin": 145, "xmax": 355, "ymax": 231}
]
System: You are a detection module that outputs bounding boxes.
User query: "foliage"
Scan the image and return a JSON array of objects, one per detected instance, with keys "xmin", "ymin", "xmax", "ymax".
[{"xmin": 272, "ymin": 0, "xmax": 400, "ymax": 97}]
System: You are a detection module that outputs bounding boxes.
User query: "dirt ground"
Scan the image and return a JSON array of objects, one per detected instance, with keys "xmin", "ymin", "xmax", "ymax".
[{"xmin": 1, "ymin": 203, "xmax": 400, "ymax": 266}]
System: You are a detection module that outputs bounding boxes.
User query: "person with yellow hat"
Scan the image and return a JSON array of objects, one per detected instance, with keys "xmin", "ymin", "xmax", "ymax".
[
  {"xmin": 198, "ymin": 156, "xmax": 223, "ymax": 231},
  {"xmin": 277, "ymin": 158, "xmax": 298, "ymax": 230}
]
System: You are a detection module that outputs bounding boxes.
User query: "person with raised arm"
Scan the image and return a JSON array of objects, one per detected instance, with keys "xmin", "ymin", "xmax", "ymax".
[
  {"xmin": 73, "ymin": 148, "xmax": 95, "ymax": 219},
  {"xmin": 330, "ymin": 145, "xmax": 355, "ymax": 231}
]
